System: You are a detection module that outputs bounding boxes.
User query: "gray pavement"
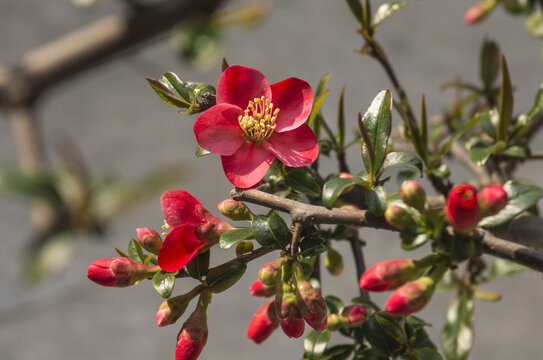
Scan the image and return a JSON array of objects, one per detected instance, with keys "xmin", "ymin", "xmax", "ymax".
[{"xmin": 1, "ymin": 0, "xmax": 543, "ymax": 359}]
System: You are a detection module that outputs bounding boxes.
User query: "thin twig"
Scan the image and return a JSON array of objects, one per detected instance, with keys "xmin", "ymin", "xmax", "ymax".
[
  {"xmin": 350, "ymin": 233, "xmax": 368, "ymax": 298},
  {"xmin": 291, "ymin": 222, "xmax": 303, "ymax": 257},
  {"xmin": 450, "ymin": 141, "xmax": 492, "ymax": 186}
]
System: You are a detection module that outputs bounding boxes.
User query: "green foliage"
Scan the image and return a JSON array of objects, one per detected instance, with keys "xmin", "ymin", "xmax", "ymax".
[
  {"xmin": 251, "ymin": 211, "xmax": 290, "ymax": 250},
  {"xmin": 205, "ymin": 262, "xmax": 247, "ymax": 293},
  {"xmin": 219, "ymin": 227, "xmax": 254, "ymax": 250},
  {"xmin": 304, "ymin": 330, "xmax": 331, "ymax": 360},
  {"xmin": 441, "ymin": 292, "xmax": 474, "ymax": 360},
  {"xmin": 152, "ymin": 271, "xmax": 177, "ymax": 298}
]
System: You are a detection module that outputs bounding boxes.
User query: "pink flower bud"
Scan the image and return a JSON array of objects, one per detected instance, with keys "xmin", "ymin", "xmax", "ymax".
[
  {"xmin": 384, "ymin": 204, "xmax": 415, "ymax": 230},
  {"xmin": 293, "ymin": 263, "xmax": 328, "ymax": 330},
  {"xmin": 250, "ymin": 279, "xmax": 276, "ymax": 297},
  {"xmin": 445, "ymin": 184, "xmax": 480, "ymax": 231},
  {"xmin": 338, "ymin": 172, "xmax": 353, "ymax": 178},
  {"xmin": 176, "ymin": 308, "xmax": 208, "ymax": 360},
  {"xmin": 216, "ymin": 199, "xmax": 254, "ymax": 221},
  {"xmin": 156, "ymin": 293, "xmax": 195, "ymax": 327},
  {"xmin": 280, "ymin": 307, "xmax": 305, "ymax": 338},
  {"xmin": 136, "ymin": 228, "xmax": 163, "ymax": 254},
  {"xmin": 340, "ymin": 305, "xmax": 368, "ymax": 327},
  {"xmin": 359, "ymin": 259, "xmax": 417, "ymax": 292},
  {"xmin": 259, "ymin": 257, "xmax": 285, "ymax": 286},
  {"xmin": 400, "ymin": 180, "xmax": 426, "ymax": 212},
  {"xmin": 464, "ymin": 0, "xmax": 496, "ymax": 25},
  {"xmin": 87, "ymin": 257, "xmax": 158, "ymax": 287},
  {"xmin": 477, "ymin": 184, "xmax": 508, "ymax": 216},
  {"xmin": 247, "ymin": 300, "xmax": 279, "ymax": 344},
  {"xmin": 384, "ymin": 276, "xmax": 436, "ymax": 316}
]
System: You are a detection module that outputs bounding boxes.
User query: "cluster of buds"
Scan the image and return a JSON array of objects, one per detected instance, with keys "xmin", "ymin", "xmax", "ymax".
[
  {"xmin": 246, "ymin": 257, "xmax": 329, "ymax": 344},
  {"xmin": 385, "ymin": 180, "xmax": 426, "ymax": 230},
  {"xmin": 445, "ymin": 184, "xmax": 508, "ymax": 232},
  {"xmin": 359, "ymin": 256, "xmax": 446, "ymax": 316}
]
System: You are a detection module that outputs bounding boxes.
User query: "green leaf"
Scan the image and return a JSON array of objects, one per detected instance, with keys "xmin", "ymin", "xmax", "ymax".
[
  {"xmin": 219, "ymin": 227, "xmax": 254, "ymax": 250},
  {"xmin": 372, "ymin": 2, "xmax": 407, "ymax": 27},
  {"xmin": 479, "ymin": 180, "xmax": 543, "ymax": 227},
  {"xmin": 195, "ymin": 145, "xmax": 211, "ymax": 158},
  {"xmin": 321, "ymin": 176, "xmax": 369, "ymax": 208},
  {"xmin": 380, "ymin": 151, "xmax": 423, "ymax": 176},
  {"xmin": 321, "ymin": 344, "xmax": 354, "ymax": 360},
  {"xmin": 152, "ymin": 270, "xmax": 177, "ymax": 298},
  {"xmin": 308, "ymin": 90, "xmax": 330, "ymax": 128},
  {"xmin": 526, "ymin": 11, "xmax": 543, "ymax": 38},
  {"xmin": 420, "ymin": 94, "xmax": 429, "ymax": 163},
  {"xmin": 284, "ymin": 168, "xmax": 321, "ymax": 196},
  {"xmin": 115, "ymin": 248, "xmax": 129, "ymax": 258},
  {"xmin": 401, "ymin": 229, "xmax": 431, "ymax": 251},
  {"xmin": 365, "ymin": 185, "xmax": 387, "ymax": 216},
  {"xmin": 146, "ymin": 74, "xmax": 192, "ymax": 108},
  {"xmin": 360, "ymin": 90, "xmax": 393, "ymax": 176},
  {"xmin": 128, "ymin": 239, "xmax": 145, "ymax": 263},
  {"xmin": 337, "ymin": 86, "xmax": 346, "ymax": 149},
  {"xmin": 304, "ymin": 329, "xmax": 331, "ymax": 360},
  {"xmin": 362, "ymin": 313, "xmax": 402, "ymax": 356},
  {"xmin": 466, "ymin": 138, "xmax": 506, "ymax": 166},
  {"xmin": 374, "ymin": 311, "xmax": 407, "ymax": 344},
  {"xmin": 441, "ymin": 292, "xmax": 474, "ymax": 360},
  {"xmin": 497, "ymin": 56, "xmax": 513, "ymax": 142},
  {"xmin": 502, "ymin": 144, "xmax": 530, "ymax": 158},
  {"xmin": 413, "ymin": 348, "xmax": 444, "ymax": 360},
  {"xmin": 431, "ymin": 163, "xmax": 450, "ymax": 178},
  {"xmin": 437, "ymin": 111, "xmax": 490, "ymax": 159},
  {"xmin": 480, "ymin": 39, "xmax": 500, "ymax": 90},
  {"xmin": 205, "ymin": 262, "xmax": 247, "ymax": 293},
  {"xmin": 299, "ymin": 237, "xmax": 327, "ymax": 258},
  {"xmin": 251, "ymin": 212, "xmax": 290, "ymax": 250},
  {"xmin": 351, "ymin": 296, "xmax": 381, "ymax": 311},
  {"xmin": 325, "ymin": 295, "xmax": 345, "ymax": 314},
  {"xmin": 346, "ymin": 0, "xmax": 364, "ymax": 25},
  {"xmin": 487, "ymin": 258, "xmax": 527, "ymax": 281},
  {"xmin": 397, "ymin": 170, "xmax": 418, "ymax": 187},
  {"xmin": 0, "ymin": 167, "xmax": 63, "ymax": 208}
]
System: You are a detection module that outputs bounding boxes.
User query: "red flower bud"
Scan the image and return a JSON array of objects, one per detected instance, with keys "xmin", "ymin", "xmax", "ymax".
[
  {"xmin": 136, "ymin": 228, "xmax": 163, "ymax": 254},
  {"xmin": 338, "ymin": 172, "xmax": 353, "ymax": 178},
  {"xmin": 175, "ymin": 292, "xmax": 210, "ymax": 360},
  {"xmin": 464, "ymin": 0, "xmax": 497, "ymax": 25},
  {"xmin": 247, "ymin": 300, "xmax": 279, "ymax": 344},
  {"xmin": 217, "ymin": 199, "xmax": 254, "ymax": 221},
  {"xmin": 259, "ymin": 257, "xmax": 285, "ymax": 286},
  {"xmin": 293, "ymin": 263, "xmax": 328, "ymax": 330},
  {"xmin": 400, "ymin": 180, "xmax": 426, "ymax": 212},
  {"xmin": 384, "ymin": 204, "xmax": 415, "ymax": 230},
  {"xmin": 280, "ymin": 307, "xmax": 305, "ymax": 338},
  {"xmin": 250, "ymin": 279, "xmax": 276, "ymax": 297},
  {"xmin": 384, "ymin": 276, "xmax": 436, "ymax": 316},
  {"xmin": 359, "ymin": 259, "xmax": 417, "ymax": 292},
  {"xmin": 157, "ymin": 291, "xmax": 198, "ymax": 327},
  {"xmin": 477, "ymin": 184, "xmax": 508, "ymax": 216},
  {"xmin": 87, "ymin": 257, "xmax": 159, "ymax": 287},
  {"xmin": 340, "ymin": 305, "xmax": 368, "ymax": 327},
  {"xmin": 445, "ymin": 184, "xmax": 480, "ymax": 231}
]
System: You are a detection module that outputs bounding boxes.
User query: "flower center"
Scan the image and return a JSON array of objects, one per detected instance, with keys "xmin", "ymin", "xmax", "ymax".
[{"xmin": 238, "ymin": 96, "xmax": 280, "ymax": 143}]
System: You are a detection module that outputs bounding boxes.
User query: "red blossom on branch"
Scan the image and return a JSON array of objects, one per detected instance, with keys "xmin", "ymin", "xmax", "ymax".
[{"xmin": 193, "ymin": 65, "xmax": 318, "ymax": 189}]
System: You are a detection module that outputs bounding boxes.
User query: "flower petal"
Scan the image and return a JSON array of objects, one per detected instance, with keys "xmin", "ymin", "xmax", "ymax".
[
  {"xmin": 161, "ymin": 190, "xmax": 205, "ymax": 228},
  {"xmin": 263, "ymin": 124, "xmax": 319, "ymax": 167},
  {"xmin": 271, "ymin": 78, "xmax": 313, "ymax": 133},
  {"xmin": 221, "ymin": 142, "xmax": 275, "ymax": 189},
  {"xmin": 158, "ymin": 224, "xmax": 206, "ymax": 272},
  {"xmin": 216, "ymin": 65, "xmax": 272, "ymax": 109},
  {"xmin": 193, "ymin": 103, "xmax": 244, "ymax": 155}
]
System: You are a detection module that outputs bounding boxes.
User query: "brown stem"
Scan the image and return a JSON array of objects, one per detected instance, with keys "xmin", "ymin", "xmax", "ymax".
[{"xmin": 350, "ymin": 233, "xmax": 368, "ymax": 298}]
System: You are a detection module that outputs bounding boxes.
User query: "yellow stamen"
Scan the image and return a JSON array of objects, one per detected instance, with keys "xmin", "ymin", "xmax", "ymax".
[{"xmin": 238, "ymin": 96, "xmax": 280, "ymax": 144}]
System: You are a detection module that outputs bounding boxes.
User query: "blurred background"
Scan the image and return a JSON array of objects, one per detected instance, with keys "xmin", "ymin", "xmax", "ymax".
[{"xmin": 0, "ymin": 0, "xmax": 542, "ymax": 359}]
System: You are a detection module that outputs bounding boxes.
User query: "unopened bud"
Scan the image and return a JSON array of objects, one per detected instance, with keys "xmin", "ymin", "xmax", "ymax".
[
  {"xmin": 384, "ymin": 204, "xmax": 415, "ymax": 230},
  {"xmin": 280, "ymin": 307, "xmax": 305, "ymax": 338},
  {"xmin": 464, "ymin": 0, "xmax": 497, "ymax": 25},
  {"xmin": 247, "ymin": 299, "xmax": 279, "ymax": 344},
  {"xmin": 477, "ymin": 184, "xmax": 508, "ymax": 217},
  {"xmin": 400, "ymin": 180, "xmax": 426, "ymax": 212},
  {"xmin": 359, "ymin": 259, "xmax": 418, "ymax": 292},
  {"xmin": 216, "ymin": 199, "xmax": 254, "ymax": 221},
  {"xmin": 445, "ymin": 184, "xmax": 480, "ymax": 231},
  {"xmin": 259, "ymin": 257, "xmax": 285, "ymax": 286},
  {"xmin": 340, "ymin": 305, "xmax": 368, "ymax": 327},
  {"xmin": 136, "ymin": 228, "xmax": 163, "ymax": 254},
  {"xmin": 325, "ymin": 247, "xmax": 343, "ymax": 276},
  {"xmin": 326, "ymin": 313, "xmax": 342, "ymax": 331},
  {"xmin": 250, "ymin": 279, "xmax": 276, "ymax": 297},
  {"xmin": 293, "ymin": 262, "xmax": 328, "ymax": 331},
  {"xmin": 384, "ymin": 276, "xmax": 436, "ymax": 316},
  {"xmin": 157, "ymin": 290, "xmax": 200, "ymax": 327},
  {"xmin": 175, "ymin": 291, "xmax": 211, "ymax": 360},
  {"xmin": 87, "ymin": 257, "xmax": 159, "ymax": 287},
  {"xmin": 274, "ymin": 281, "xmax": 297, "ymax": 319},
  {"xmin": 236, "ymin": 241, "xmax": 254, "ymax": 256}
]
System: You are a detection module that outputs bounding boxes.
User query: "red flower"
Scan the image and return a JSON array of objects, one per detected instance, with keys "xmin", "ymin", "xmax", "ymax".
[
  {"xmin": 444, "ymin": 184, "xmax": 481, "ymax": 231},
  {"xmin": 158, "ymin": 190, "xmax": 232, "ymax": 272},
  {"xmin": 247, "ymin": 300, "xmax": 279, "ymax": 344},
  {"xmin": 193, "ymin": 65, "xmax": 318, "ymax": 189},
  {"xmin": 477, "ymin": 184, "xmax": 508, "ymax": 216},
  {"xmin": 87, "ymin": 257, "xmax": 159, "ymax": 287}
]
